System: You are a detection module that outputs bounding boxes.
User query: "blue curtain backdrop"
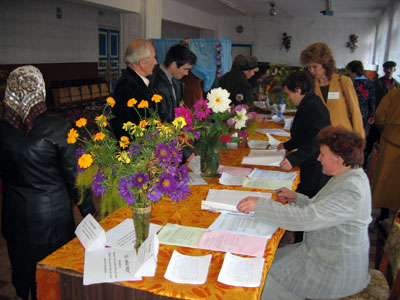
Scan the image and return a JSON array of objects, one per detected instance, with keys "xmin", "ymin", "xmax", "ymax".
[{"xmin": 152, "ymin": 39, "xmax": 232, "ymax": 92}]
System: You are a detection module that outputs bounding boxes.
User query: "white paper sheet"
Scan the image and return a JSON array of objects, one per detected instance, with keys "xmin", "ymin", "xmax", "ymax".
[
  {"xmin": 248, "ymin": 168, "xmax": 297, "ymax": 181},
  {"xmin": 187, "ymin": 172, "xmax": 208, "ymax": 185},
  {"xmin": 201, "ymin": 189, "xmax": 271, "ymax": 213},
  {"xmin": 241, "ymin": 149, "xmax": 285, "ymax": 167},
  {"xmin": 218, "ymin": 172, "xmax": 247, "ymax": 186},
  {"xmin": 266, "ymin": 133, "xmax": 281, "ymax": 147},
  {"xmin": 255, "ymin": 128, "xmax": 291, "ymax": 137},
  {"xmin": 164, "ymin": 250, "xmax": 212, "ymax": 285},
  {"xmin": 105, "ymin": 218, "xmax": 163, "ymax": 250},
  {"xmin": 209, "ymin": 212, "xmax": 277, "ymax": 237},
  {"xmin": 242, "ymin": 177, "xmax": 293, "ymax": 190},
  {"xmin": 75, "ymin": 214, "xmax": 106, "ymax": 251},
  {"xmin": 284, "ymin": 117, "xmax": 294, "ymax": 130},
  {"xmin": 217, "ymin": 165, "xmax": 253, "ymax": 176},
  {"xmin": 188, "ymin": 155, "xmax": 201, "ymax": 174},
  {"xmin": 217, "ymin": 253, "xmax": 265, "ymax": 287},
  {"xmin": 157, "ymin": 223, "xmax": 206, "ymax": 248},
  {"xmin": 247, "ymin": 140, "xmax": 269, "ymax": 149}
]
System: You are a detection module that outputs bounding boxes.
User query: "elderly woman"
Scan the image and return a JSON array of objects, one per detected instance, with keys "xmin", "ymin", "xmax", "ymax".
[
  {"xmin": 237, "ymin": 126, "xmax": 371, "ymax": 300},
  {"xmin": 219, "ymin": 54, "xmax": 259, "ymax": 109},
  {"xmin": 0, "ymin": 66, "xmax": 95, "ymax": 300},
  {"xmin": 300, "ymin": 42, "xmax": 365, "ymax": 138}
]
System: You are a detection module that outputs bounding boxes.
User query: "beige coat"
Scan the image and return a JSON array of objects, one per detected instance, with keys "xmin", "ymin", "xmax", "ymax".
[
  {"xmin": 372, "ymin": 88, "xmax": 400, "ymax": 210},
  {"xmin": 315, "ymin": 73, "xmax": 365, "ymax": 138}
]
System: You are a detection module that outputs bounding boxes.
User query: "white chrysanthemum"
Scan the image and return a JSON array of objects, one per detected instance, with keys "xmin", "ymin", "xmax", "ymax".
[
  {"xmin": 207, "ymin": 87, "xmax": 231, "ymax": 113},
  {"xmin": 233, "ymin": 108, "xmax": 248, "ymax": 129}
]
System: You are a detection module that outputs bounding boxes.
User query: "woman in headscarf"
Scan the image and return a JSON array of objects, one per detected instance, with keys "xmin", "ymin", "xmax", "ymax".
[{"xmin": 0, "ymin": 66, "xmax": 95, "ymax": 300}]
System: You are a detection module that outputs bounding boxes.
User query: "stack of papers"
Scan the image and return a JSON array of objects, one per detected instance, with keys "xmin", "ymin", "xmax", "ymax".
[
  {"xmin": 218, "ymin": 165, "xmax": 252, "ymax": 176},
  {"xmin": 242, "ymin": 168, "xmax": 297, "ymax": 190},
  {"xmin": 201, "ymin": 189, "xmax": 272, "ymax": 213},
  {"xmin": 241, "ymin": 149, "xmax": 285, "ymax": 167}
]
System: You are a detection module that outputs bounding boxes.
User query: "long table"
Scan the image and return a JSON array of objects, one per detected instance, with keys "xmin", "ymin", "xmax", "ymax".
[{"xmin": 36, "ymin": 120, "xmax": 298, "ymax": 300}]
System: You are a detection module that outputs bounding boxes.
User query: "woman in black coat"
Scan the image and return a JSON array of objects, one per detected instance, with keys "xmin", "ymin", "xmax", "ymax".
[
  {"xmin": 0, "ymin": 66, "xmax": 95, "ymax": 300},
  {"xmin": 278, "ymin": 71, "xmax": 331, "ymax": 198}
]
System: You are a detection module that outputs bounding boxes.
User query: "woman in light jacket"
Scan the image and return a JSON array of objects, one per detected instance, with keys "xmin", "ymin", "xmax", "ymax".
[{"xmin": 238, "ymin": 126, "xmax": 371, "ymax": 300}]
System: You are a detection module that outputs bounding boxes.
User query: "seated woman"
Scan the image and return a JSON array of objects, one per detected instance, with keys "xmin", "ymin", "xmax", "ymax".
[
  {"xmin": 278, "ymin": 71, "xmax": 331, "ymax": 198},
  {"xmin": 237, "ymin": 126, "xmax": 371, "ymax": 300}
]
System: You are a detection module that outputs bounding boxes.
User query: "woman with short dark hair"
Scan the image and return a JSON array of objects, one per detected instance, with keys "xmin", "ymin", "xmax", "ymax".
[
  {"xmin": 300, "ymin": 43, "xmax": 365, "ymax": 138},
  {"xmin": 237, "ymin": 126, "xmax": 371, "ymax": 300}
]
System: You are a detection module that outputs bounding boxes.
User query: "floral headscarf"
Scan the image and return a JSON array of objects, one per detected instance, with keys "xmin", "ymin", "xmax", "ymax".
[{"xmin": 3, "ymin": 65, "xmax": 47, "ymax": 135}]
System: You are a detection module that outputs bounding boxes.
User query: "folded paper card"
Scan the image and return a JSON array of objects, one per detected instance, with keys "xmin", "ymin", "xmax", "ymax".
[
  {"xmin": 188, "ymin": 155, "xmax": 201, "ymax": 174},
  {"xmin": 75, "ymin": 213, "xmax": 106, "ymax": 251}
]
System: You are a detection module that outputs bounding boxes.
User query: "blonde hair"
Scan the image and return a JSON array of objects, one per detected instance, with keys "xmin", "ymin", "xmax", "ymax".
[{"xmin": 124, "ymin": 39, "xmax": 153, "ymax": 66}]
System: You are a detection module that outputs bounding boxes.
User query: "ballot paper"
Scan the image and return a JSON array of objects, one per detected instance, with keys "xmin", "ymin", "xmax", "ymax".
[
  {"xmin": 164, "ymin": 250, "xmax": 212, "ymax": 285},
  {"xmin": 217, "ymin": 165, "xmax": 253, "ymax": 176},
  {"xmin": 209, "ymin": 212, "xmax": 277, "ymax": 237},
  {"xmin": 75, "ymin": 214, "xmax": 106, "ymax": 251},
  {"xmin": 255, "ymin": 128, "xmax": 291, "ymax": 137},
  {"xmin": 242, "ymin": 177, "xmax": 293, "ymax": 190},
  {"xmin": 105, "ymin": 218, "xmax": 163, "ymax": 250},
  {"xmin": 248, "ymin": 168, "xmax": 297, "ymax": 181},
  {"xmin": 241, "ymin": 149, "xmax": 285, "ymax": 167},
  {"xmin": 157, "ymin": 223, "xmax": 206, "ymax": 248},
  {"xmin": 188, "ymin": 155, "xmax": 201, "ymax": 174},
  {"xmin": 266, "ymin": 133, "xmax": 281, "ymax": 148},
  {"xmin": 247, "ymin": 139, "xmax": 269, "ymax": 149},
  {"xmin": 201, "ymin": 189, "xmax": 271, "ymax": 213},
  {"xmin": 187, "ymin": 172, "xmax": 208, "ymax": 185},
  {"xmin": 196, "ymin": 229, "xmax": 268, "ymax": 257},
  {"xmin": 217, "ymin": 253, "xmax": 265, "ymax": 287},
  {"xmin": 284, "ymin": 116, "xmax": 294, "ymax": 130},
  {"xmin": 218, "ymin": 172, "xmax": 247, "ymax": 186},
  {"xmin": 83, "ymin": 234, "xmax": 159, "ymax": 285}
]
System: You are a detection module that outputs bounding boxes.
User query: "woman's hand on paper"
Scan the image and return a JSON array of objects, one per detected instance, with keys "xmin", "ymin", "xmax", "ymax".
[
  {"xmin": 237, "ymin": 196, "xmax": 259, "ymax": 214},
  {"xmin": 275, "ymin": 187, "xmax": 297, "ymax": 204},
  {"xmin": 279, "ymin": 158, "xmax": 292, "ymax": 170}
]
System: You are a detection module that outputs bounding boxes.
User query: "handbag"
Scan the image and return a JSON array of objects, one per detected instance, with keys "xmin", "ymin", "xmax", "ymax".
[{"xmin": 339, "ymin": 75, "xmax": 353, "ymax": 128}]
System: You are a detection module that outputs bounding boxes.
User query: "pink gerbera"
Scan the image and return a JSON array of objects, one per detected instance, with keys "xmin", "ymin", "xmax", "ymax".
[
  {"xmin": 193, "ymin": 99, "xmax": 211, "ymax": 121},
  {"xmin": 175, "ymin": 104, "xmax": 193, "ymax": 126}
]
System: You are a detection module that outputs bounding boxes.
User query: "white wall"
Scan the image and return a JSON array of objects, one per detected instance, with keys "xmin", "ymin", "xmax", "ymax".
[
  {"xmin": 217, "ymin": 15, "xmax": 377, "ymax": 70},
  {"xmin": 0, "ymin": 0, "xmax": 120, "ymax": 64}
]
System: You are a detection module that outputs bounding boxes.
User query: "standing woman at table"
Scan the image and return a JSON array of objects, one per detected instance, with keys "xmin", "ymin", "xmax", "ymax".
[
  {"xmin": 300, "ymin": 42, "xmax": 365, "ymax": 138},
  {"xmin": 237, "ymin": 126, "xmax": 371, "ymax": 300},
  {"xmin": 278, "ymin": 71, "xmax": 331, "ymax": 198},
  {"xmin": 0, "ymin": 66, "xmax": 95, "ymax": 300}
]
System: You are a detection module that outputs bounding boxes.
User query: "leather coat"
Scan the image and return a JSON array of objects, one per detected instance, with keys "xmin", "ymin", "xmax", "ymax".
[{"xmin": 0, "ymin": 113, "xmax": 95, "ymax": 247}]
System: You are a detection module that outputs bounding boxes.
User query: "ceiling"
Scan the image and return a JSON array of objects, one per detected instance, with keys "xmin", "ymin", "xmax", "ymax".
[{"xmin": 173, "ymin": 0, "xmax": 391, "ymax": 19}]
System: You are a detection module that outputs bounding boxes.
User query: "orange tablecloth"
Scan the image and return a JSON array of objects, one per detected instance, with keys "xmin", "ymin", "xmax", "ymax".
[{"xmin": 37, "ymin": 120, "xmax": 298, "ymax": 300}]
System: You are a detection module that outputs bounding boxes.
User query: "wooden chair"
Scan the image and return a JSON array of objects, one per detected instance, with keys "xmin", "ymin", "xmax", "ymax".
[{"xmin": 338, "ymin": 209, "xmax": 400, "ymax": 300}]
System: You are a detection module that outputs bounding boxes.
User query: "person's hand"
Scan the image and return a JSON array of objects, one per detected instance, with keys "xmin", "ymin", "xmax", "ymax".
[
  {"xmin": 275, "ymin": 187, "xmax": 297, "ymax": 204},
  {"xmin": 279, "ymin": 158, "xmax": 293, "ymax": 170},
  {"xmin": 368, "ymin": 116, "xmax": 374, "ymax": 125},
  {"xmin": 277, "ymin": 143, "xmax": 284, "ymax": 151},
  {"xmin": 237, "ymin": 196, "xmax": 259, "ymax": 214}
]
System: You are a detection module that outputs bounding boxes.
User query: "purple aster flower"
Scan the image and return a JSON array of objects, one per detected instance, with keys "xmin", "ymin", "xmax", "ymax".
[
  {"xmin": 128, "ymin": 144, "xmax": 141, "ymax": 157},
  {"xmin": 147, "ymin": 188, "xmax": 162, "ymax": 202},
  {"xmin": 118, "ymin": 177, "xmax": 135, "ymax": 205},
  {"xmin": 157, "ymin": 173, "xmax": 177, "ymax": 194},
  {"xmin": 168, "ymin": 145, "xmax": 183, "ymax": 166},
  {"xmin": 76, "ymin": 148, "xmax": 85, "ymax": 172},
  {"xmin": 182, "ymin": 124, "xmax": 201, "ymax": 140},
  {"xmin": 91, "ymin": 172, "xmax": 108, "ymax": 197},
  {"xmin": 132, "ymin": 172, "xmax": 149, "ymax": 188},
  {"xmin": 170, "ymin": 183, "xmax": 191, "ymax": 202},
  {"xmin": 155, "ymin": 143, "xmax": 172, "ymax": 163},
  {"xmin": 193, "ymin": 99, "xmax": 211, "ymax": 121},
  {"xmin": 177, "ymin": 164, "xmax": 189, "ymax": 183}
]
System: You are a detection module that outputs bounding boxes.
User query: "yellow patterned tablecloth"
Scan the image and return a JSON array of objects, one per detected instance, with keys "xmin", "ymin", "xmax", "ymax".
[{"xmin": 37, "ymin": 120, "xmax": 298, "ymax": 300}]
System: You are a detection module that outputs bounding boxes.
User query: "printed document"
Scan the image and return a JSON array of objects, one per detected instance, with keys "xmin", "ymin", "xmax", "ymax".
[
  {"xmin": 157, "ymin": 223, "xmax": 206, "ymax": 248},
  {"xmin": 241, "ymin": 149, "xmax": 285, "ymax": 167},
  {"xmin": 75, "ymin": 213, "xmax": 106, "ymax": 251},
  {"xmin": 217, "ymin": 252, "xmax": 265, "ymax": 287},
  {"xmin": 218, "ymin": 165, "xmax": 253, "ymax": 176},
  {"xmin": 218, "ymin": 172, "xmax": 247, "ymax": 186},
  {"xmin": 209, "ymin": 212, "xmax": 277, "ymax": 237},
  {"xmin": 164, "ymin": 250, "xmax": 212, "ymax": 285},
  {"xmin": 242, "ymin": 177, "xmax": 293, "ymax": 190},
  {"xmin": 188, "ymin": 155, "xmax": 201, "ymax": 174},
  {"xmin": 248, "ymin": 168, "xmax": 297, "ymax": 181},
  {"xmin": 247, "ymin": 140, "xmax": 269, "ymax": 149},
  {"xmin": 187, "ymin": 172, "xmax": 208, "ymax": 185}
]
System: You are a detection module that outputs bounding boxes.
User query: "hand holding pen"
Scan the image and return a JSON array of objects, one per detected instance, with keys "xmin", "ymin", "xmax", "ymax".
[{"xmin": 275, "ymin": 187, "xmax": 297, "ymax": 204}]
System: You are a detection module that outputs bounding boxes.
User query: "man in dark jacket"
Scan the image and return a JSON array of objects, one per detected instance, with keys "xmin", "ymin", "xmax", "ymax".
[
  {"xmin": 0, "ymin": 66, "xmax": 95, "ymax": 300},
  {"xmin": 150, "ymin": 44, "xmax": 197, "ymax": 123},
  {"xmin": 111, "ymin": 39, "xmax": 158, "ymax": 140}
]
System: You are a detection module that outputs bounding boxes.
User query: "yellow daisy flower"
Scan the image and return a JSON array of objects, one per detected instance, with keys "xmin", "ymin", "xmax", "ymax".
[
  {"xmin": 138, "ymin": 100, "xmax": 149, "ymax": 109},
  {"xmin": 93, "ymin": 132, "xmax": 105, "ymax": 141},
  {"xmin": 127, "ymin": 98, "xmax": 138, "ymax": 107},
  {"xmin": 67, "ymin": 128, "xmax": 79, "ymax": 144},
  {"xmin": 78, "ymin": 153, "xmax": 93, "ymax": 169},
  {"xmin": 106, "ymin": 97, "xmax": 116, "ymax": 108},
  {"xmin": 75, "ymin": 118, "xmax": 87, "ymax": 128}
]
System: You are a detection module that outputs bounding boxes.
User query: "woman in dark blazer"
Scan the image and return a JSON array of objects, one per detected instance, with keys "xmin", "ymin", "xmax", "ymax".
[{"xmin": 278, "ymin": 71, "xmax": 331, "ymax": 198}]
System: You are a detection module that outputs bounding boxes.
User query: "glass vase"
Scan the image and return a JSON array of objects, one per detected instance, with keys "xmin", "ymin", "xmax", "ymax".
[
  {"xmin": 131, "ymin": 201, "xmax": 152, "ymax": 250},
  {"xmin": 199, "ymin": 149, "xmax": 220, "ymax": 179}
]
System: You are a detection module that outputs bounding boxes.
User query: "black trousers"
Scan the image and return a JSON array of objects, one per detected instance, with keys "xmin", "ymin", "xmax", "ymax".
[{"xmin": 6, "ymin": 240, "xmax": 65, "ymax": 300}]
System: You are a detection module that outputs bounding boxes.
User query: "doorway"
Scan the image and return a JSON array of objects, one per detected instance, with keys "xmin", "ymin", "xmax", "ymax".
[{"xmin": 98, "ymin": 28, "xmax": 120, "ymax": 91}]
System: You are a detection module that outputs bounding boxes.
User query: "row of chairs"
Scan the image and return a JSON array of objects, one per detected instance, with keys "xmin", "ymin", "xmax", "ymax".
[{"xmin": 51, "ymin": 83, "xmax": 110, "ymax": 108}]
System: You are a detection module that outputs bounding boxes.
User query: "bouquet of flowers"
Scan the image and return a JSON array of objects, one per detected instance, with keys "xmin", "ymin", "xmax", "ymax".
[
  {"xmin": 67, "ymin": 95, "xmax": 192, "ymax": 217},
  {"xmin": 346, "ymin": 34, "xmax": 358, "ymax": 53},
  {"xmin": 174, "ymin": 87, "xmax": 250, "ymax": 178}
]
